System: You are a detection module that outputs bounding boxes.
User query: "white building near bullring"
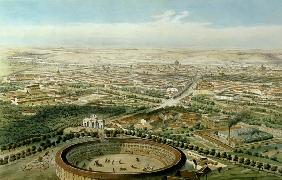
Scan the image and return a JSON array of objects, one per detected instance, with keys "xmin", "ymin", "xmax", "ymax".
[{"xmin": 82, "ymin": 114, "xmax": 104, "ymax": 129}]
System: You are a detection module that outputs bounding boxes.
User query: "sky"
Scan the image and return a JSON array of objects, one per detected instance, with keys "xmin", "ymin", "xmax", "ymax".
[{"xmin": 0, "ymin": 0, "xmax": 282, "ymax": 48}]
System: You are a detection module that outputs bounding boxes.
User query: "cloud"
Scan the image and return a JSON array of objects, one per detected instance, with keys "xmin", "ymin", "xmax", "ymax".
[
  {"xmin": 172, "ymin": 11, "xmax": 189, "ymax": 23},
  {"xmin": 151, "ymin": 10, "xmax": 177, "ymax": 23},
  {"xmin": 151, "ymin": 10, "xmax": 189, "ymax": 23},
  {"xmin": 1, "ymin": 10, "xmax": 282, "ymax": 48}
]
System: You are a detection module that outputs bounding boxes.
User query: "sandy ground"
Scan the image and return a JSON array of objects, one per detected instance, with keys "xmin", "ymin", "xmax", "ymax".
[{"xmin": 78, "ymin": 154, "xmax": 164, "ymax": 173}]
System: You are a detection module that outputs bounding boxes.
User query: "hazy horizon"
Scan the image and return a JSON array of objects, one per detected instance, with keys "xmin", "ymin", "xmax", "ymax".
[{"xmin": 1, "ymin": 0, "xmax": 282, "ymax": 48}]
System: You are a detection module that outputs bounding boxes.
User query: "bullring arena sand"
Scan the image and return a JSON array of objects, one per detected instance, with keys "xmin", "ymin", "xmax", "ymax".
[{"xmin": 79, "ymin": 154, "xmax": 163, "ymax": 173}]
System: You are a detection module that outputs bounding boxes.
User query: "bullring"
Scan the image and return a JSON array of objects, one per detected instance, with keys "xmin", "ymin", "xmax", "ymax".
[{"xmin": 55, "ymin": 139, "xmax": 186, "ymax": 179}]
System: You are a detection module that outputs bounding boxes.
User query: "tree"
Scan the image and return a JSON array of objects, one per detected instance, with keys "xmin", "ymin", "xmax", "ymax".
[
  {"xmin": 16, "ymin": 153, "xmax": 21, "ymax": 160},
  {"xmin": 233, "ymin": 155, "xmax": 238, "ymax": 162},
  {"xmin": 3, "ymin": 156, "xmax": 8, "ymax": 165},
  {"xmin": 210, "ymin": 149, "xmax": 216, "ymax": 156},
  {"xmin": 37, "ymin": 147, "xmax": 42, "ymax": 152},
  {"xmin": 271, "ymin": 166, "xmax": 278, "ymax": 172},
  {"xmin": 250, "ymin": 160, "xmax": 256, "ymax": 167},
  {"xmin": 198, "ymin": 148, "xmax": 203, "ymax": 154},
  {"xmin": 221, "ymin": 152, "xmax": 227, "ymax": 158},
  {"xmin": 38, "ymin": 156, "xmax": 43, "ymax": 162},
  {"xmin": 203, "ymin": 149, "xmax": 210, "ymax": 155},
  {"xmin": 26, "ymin": 147, "xmax": 31, "ymax": 153},
  {"xmin": 174, "ymin": 141, "xmax": 179, "ymax": 147},
  {"xmin": 227, "ymin": 154, "xmax": 232, "ymax": 161},
  {"xmin": 31, "ymin": 145, "xmax": 36, "ymax": 152},
  {"xmin": 192, "ymin": 159, "xmax": 197, "ymax": 170},
  {"xmin": 239, "ymin": 157, "xmax": 244, "ymax": 163},
  {"xmin": 263, "ymin": 163, "xmax": 271, "ymax": 170},
  {"xmin": 75, "ymin": 133, "xmax": 80, "ymax": 138},
  {"xmin": 278, "ymin": 167, "xmax": 282, "ymax": 174},
  {"xmin": 1, "ymin": 145, "xmax": 7, "ymax": 151},
  {"xmin": 21, "ymin": 151, "xmax": 26, "ymax": 158},
  {"xmin": 218, "ymin": 167, "xmax": 222, "ymax": 173},
  {"xmin": 177, "ymin": 141, "xmax": 183, "ymax": 148},
  {"xmin": 244, "ymin": 158, "xmax": 251, "ymax": 165},
  {"xmin": 270, "ymin": 156, "xmax": 277, "ymax": 161},
  {"xmin": 188, "ymin": 144, "xmax": 194, "ymax": 150},
  {"xmin": 9, "ymin": 154, "xmax": 16, "ymax": 162}
]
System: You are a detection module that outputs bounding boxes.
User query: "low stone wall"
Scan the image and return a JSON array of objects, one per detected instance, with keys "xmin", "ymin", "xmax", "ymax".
[{"xmin": 55, "ymin": 139, "xmax": 186, "ymax": 180}]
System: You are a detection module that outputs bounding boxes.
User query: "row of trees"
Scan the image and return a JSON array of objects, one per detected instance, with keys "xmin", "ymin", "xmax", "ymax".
[
  {"xmin": 101, "ymin": 88, "xmax": 162, "ymax": 103},
  {"xmin": 122, "ymin": 128, "xmax": 282, "ymax": 175},
  {"xmin": 0, "ymin": 128, "xmax": 64, "ymax": 152},
  {"xmin": 0, "ymin": 129, "xmax": 104, "ymax": 166},
  {"xmin": 0, "ymin": 131, "xmax": 80, "ymax": 166},
  {"xmin": 234, "ymin": 148, "xmax": 279, "ymax": 162}
]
